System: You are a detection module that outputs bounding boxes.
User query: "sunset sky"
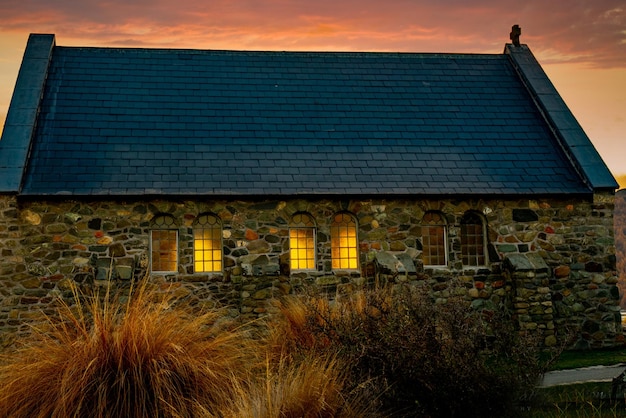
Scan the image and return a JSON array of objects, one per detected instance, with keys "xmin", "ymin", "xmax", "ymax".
[{"xmin": 1, "ymin": 0, "xmax": 624, "ymax": 186}]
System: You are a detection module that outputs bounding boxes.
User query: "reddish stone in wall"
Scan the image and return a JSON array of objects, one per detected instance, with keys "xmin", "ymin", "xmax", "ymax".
[
  {"xmin": 245, "ymin": 228, "xmax": 259, "ymax": 240},
  {"xmin": 554, "ymin": 265, "xmax": 571, "ymax": 278}
]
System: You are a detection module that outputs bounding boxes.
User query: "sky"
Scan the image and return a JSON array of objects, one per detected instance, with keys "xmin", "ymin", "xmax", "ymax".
[{"xmin": 0, "ymin": 0, "xmax": 624, "ymax": 187}]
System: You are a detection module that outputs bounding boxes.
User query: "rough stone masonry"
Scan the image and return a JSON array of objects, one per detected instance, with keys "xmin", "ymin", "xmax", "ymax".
[{"xmin": 0, "ymin": 192, "xmax": 621, "ymax": 349}]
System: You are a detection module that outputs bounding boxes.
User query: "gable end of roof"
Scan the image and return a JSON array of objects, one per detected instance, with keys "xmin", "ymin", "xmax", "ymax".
[
  {"xmin": 0, "ymin": 34, "xmax": 55, "ymax": 193},
  {"xmin": 504, "ymin": 43, "xmax": 618, "ymax": 191}
]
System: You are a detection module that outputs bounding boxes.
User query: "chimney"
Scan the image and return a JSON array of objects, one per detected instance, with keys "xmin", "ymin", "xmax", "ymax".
[{"xmin": 510, "ymin": 25, "xmax": 521, "ymax": 47}]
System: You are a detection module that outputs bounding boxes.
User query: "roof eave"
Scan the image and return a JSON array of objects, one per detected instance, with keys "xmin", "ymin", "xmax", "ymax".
[{"xmin": 15, "ymin": 189, "xmax": 596, "ymax": 201}]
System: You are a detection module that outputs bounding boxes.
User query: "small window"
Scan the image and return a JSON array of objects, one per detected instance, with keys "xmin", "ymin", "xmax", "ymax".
[
  {"xmin": 421, "ymin": 212, "xmax": 447, "ymax": 267},
  {"xmin": 330, "ymin": 213, "xmax": 358, "ymax": 270},
  {"xmin": 461, "ymin": 212, "xmax": 487, "ymax": 266},
  {"xmin": 289, "ymin": 213, "xmax": 316, "ymax": 271},
  {"xmin": 193, "ymin": 214, "xmax": 223, "ymax": 273},
  {"xmin": 150, "ymin": 215, "xmax": 178, "ymax": 273}
]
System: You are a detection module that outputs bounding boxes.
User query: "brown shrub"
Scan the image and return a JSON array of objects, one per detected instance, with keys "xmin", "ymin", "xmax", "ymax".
[{"xmin": 273, "ymin": 283, "xmax": 550, "ymax": 418}]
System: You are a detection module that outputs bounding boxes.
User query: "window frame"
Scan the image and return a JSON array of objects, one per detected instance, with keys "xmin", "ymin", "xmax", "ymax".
[
  {"xmin": 421, "ymin": 211, "xmax": 448, "ymax": 268},
  {"xmin": 289, "ymin": 212, "xmax": 317, "ymax": 271},
  {"xmin": 193, "ymin": 213, "xmax": 223, "ymax": 274},
  {"xmin": 330, "ymin": 212, "xmax": 359, "ymax": 271},
  {"xmin": 150, "ymin": 214, "xmax": 179, "ymax": 273},
  {"xmin": 460, "ymin": 211, "xmax": 488, "ymax": 267}
]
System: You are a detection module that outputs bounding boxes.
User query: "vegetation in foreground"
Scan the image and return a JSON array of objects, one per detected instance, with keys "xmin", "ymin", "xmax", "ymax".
[
  {"xmin": 0, "ymin": 281, "xmax": 559, "ymax": 417},
  {"xmin": 534, "ymin": 382, "xmax": 626, "ymax": 417},
  {"xmin": 0, "ymin": 282, "xmax": 376, "ymax": 418},
  {"xmin": 275, "ymin": 283, "xmax": 551, "ymax": 417}
]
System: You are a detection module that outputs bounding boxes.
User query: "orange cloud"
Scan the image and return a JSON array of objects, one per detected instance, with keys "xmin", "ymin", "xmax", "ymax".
[{"xmin": 0, "ymin": 0, "xmax": 623, "ymax": 66}]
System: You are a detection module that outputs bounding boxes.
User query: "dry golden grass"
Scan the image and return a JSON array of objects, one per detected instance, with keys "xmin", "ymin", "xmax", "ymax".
[
  {"xmin": 0, "ymin": 282, "xmax": 257, "ymax": 418},
  {"xmin": 268, "ymin": 290, "xmax": 388, "ymax": 356},
  {"xmin": 223, "ymin": 353, "xmax": 377, "ymax": 418},
  {"xmin": 0, "ymin": 283, "xmax": 381, "ymax": 418},
  {"xmin": 259, "ymin": 293, "xmax": 382, "ymax": 418}
]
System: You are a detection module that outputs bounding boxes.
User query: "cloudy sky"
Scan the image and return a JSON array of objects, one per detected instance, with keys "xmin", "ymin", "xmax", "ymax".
[{"xmin": 1, "ymin": 0, "xmax": 624, "ymax": 184}]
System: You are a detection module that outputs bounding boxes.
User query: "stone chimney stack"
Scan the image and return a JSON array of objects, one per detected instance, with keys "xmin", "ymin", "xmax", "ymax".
[{"xmin": 510, "ymin": 24, "xmax": 521, "ymax": 46}]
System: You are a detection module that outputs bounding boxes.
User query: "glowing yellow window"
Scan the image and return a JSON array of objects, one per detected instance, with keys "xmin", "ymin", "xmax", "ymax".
[
  {"xmin": 193, "ymin": 214, "xmax": 222, "ymax": 273},
  {"xmin": 330, "ymin": 213, "xmax": 358, "ymax": 270},
  {"xmin": 150, "ymin": 215, "xmax": 178, "ymax": 273},
  {"xmin": 421, "ymin": 212, "xmax": 447, "ymax": 267},
  {"xmin": 290, "ymin": 213, "xmax": 316, "ymax": 271}
]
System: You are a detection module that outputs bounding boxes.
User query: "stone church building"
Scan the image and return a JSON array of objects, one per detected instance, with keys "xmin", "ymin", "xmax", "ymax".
[{"xmin": 0, "ymin": 33, "xmax": 620, "ymax": 348}]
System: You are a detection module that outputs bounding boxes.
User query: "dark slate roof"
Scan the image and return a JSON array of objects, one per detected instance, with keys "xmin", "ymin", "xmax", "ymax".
[{"xmin": 0, "ymin": 34, "xmax": 617, "ymax": 196}]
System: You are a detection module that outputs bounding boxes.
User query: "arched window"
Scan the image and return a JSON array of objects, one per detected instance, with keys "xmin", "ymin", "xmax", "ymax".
[
  {"xmin": 421, "ymin": 211, "xmax": 447, "ymax": 267},
  {"xmin": 330, "ymin": 213, "xmax": 358, "ymax": 270},
  {"xmin": 461, "ymin": 211, "xmax": 487, "ymax": 266},
  {"xmin": 150, "ymin": 214, "xmax": 178, "ymax": 273},
  {"xmin": 193, "ymin": 214, "xmax": 222, "ymax": 273},
  {"xmin": 289, "ymin": 213, "xmax": 316, "ymax": 271}
]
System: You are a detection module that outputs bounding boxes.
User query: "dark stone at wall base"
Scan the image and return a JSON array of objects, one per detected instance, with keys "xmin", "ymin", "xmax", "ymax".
[
  {"xmin": 88, "ymin": 218, "xmax": 102, "ymax": 230},
  {"xmin": 512, "ymin": 209, "xmax": 539, "ymax": 222},
  {"xmin": 585, "ymin": 261, "xmax": 603, "ymax": 272}
]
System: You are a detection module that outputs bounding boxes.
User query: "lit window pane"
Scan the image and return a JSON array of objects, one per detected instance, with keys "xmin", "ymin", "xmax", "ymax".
[
  {"xmin": 193, "ymin": 214, "xmax": 222, "ymax": 273},
  {"xmin": 331, "ymin": 213, "xmax": 358, "ymax": 270},
  {"xmin": 290, "ymin": 213, "xmax": 316, "ymax": 271},
  {"xmin": 290, "ymin": 224, "xmax": 315, "ymax": 270}
]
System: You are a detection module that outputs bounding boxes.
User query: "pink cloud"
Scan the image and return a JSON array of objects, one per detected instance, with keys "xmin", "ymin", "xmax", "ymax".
[{"xmin": 0, "ymin": 0, "xmax": 623, "ymax": 67}]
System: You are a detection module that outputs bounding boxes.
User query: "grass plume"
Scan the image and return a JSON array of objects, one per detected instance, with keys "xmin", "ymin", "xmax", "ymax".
[{"xmin": 0, "ymin": 281, "xmax": 256, "ymax": 418}]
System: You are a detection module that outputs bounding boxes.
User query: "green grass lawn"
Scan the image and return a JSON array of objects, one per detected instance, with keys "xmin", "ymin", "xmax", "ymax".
[{"xmin": 550, "ymin": 347, "xmax": 626, "ymax": 371}]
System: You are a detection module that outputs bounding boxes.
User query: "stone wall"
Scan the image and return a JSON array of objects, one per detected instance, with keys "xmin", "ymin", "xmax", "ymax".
[{"xmin": 0, "ymin": 193, "xmax": 621, "ymax": 348}]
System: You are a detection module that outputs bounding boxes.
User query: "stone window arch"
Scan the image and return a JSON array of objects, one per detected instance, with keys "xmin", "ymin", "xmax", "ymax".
[
  {"xmin": 193, "ymin": 213, "xmax": 223, "ymax": 273},
  {"xmin": 289, "ymin": 212, "xmax": 317, "ymax": 271},
  {"xmin": 461, "ymin": 211, "xmax": 487, "ymax": 266},
  {"xmin": 330, "ymin": 212, "xmax": 359, "ymax": 270},
  {"xmin": 150, "ymin": 214, "xmax": 178, "ymax": 273},
  {"xmin": 421, "ymin": 211, "xmax": 447, "ymax": 267}
]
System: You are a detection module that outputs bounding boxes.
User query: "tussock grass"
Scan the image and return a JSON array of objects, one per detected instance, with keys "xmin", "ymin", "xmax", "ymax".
[
  {"xmin": 0, "ymin": 282, "xmax": 257, "ymax": 418},
  {"xmin": 0, "ymin": 282, "xmax": 379, "ymax": 417},
  {"xmin": 256, "ymin": 294, "xmax": 381, "ymax": 417},
  {"xmin": 223, "ymin": 353, "xmax": 377, "ymax": 418}
]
